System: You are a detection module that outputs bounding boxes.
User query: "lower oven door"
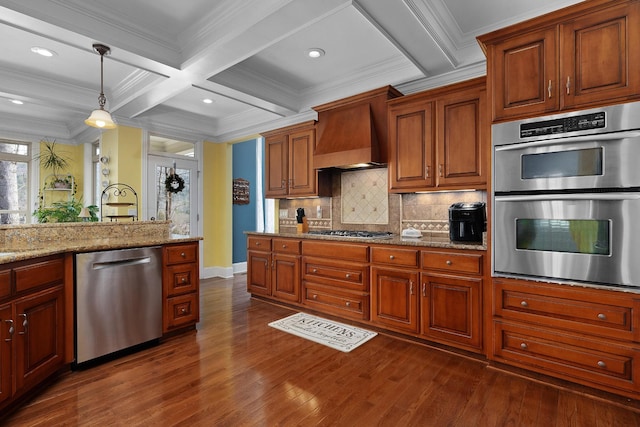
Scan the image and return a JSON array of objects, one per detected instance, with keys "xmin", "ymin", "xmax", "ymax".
[{"xmin": 493, "ymin": 192, "xmax": 640, "ymax": 287}]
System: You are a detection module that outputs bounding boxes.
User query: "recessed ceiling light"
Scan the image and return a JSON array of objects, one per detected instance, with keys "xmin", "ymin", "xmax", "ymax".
[
  {"xmin": 10, "ymin": 99, "xmax": 24, "ymax": 105},
  {"xmin": 307, "ymin": 48, "xmax": 325, "ymax": 58},
  {"xmin": 30, "ymin": 46, "xmax": 56, "ymax": 57},
  {"xmin": 202, "ymin": 98, "xmax": 214, "ymax": 104}
]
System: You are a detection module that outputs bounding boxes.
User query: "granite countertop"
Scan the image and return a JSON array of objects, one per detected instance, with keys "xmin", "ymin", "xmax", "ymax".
[
  {"xmin": 246, "ymin": 231, "xmax": 487, "ymax": 251},
  {"xmin": 0, "ymin": 221, "xmax": 202, "ymax": 265}
]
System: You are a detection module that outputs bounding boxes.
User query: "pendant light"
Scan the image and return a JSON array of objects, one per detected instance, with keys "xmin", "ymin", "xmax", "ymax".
[{"xmin": 85, "ymin": 43, "xmax": 116, "ymax": 129}]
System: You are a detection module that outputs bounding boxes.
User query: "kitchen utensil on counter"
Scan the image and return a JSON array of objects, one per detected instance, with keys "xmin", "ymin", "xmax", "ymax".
[{"xmin": 296, "ymin": 208, "xmax": 308, "ymax": 233}]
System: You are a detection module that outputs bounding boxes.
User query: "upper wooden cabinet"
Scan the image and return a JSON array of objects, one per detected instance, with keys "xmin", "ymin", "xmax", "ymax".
[
  {"xmin": 478, "ymin": 0, "xmax": 640, "ymax": 121},
  {"xmin": 388, "ymin": 77, "xmax": 488, "ymax": 192},
  {"xmin": 262, "ymin": 121, "xmax": 330, "ymax": 198}
]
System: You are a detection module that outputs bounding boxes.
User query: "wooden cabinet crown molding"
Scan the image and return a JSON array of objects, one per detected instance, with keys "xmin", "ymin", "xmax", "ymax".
[{"xmin": 260, "ymin": 120, "xmax": 316, "ymax": 138}]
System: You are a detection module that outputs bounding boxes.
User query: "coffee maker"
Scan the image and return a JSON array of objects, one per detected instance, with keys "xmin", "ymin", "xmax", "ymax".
[{"xmin": 448, "ymin": 202, "xmax": 486, "ymax": 243}]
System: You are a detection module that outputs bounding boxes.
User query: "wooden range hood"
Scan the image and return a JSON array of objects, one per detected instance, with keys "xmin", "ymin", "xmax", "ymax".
[{"xmin": 313, "ymin": 86, "xmax": 402, "ymax": 169}]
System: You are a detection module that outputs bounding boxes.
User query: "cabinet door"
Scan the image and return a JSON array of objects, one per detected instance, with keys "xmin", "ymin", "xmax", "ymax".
[
  {"xmin": 371, "ymin": 267, "xmax": 418, "ymax": 333},
  {"xmin": 288, "ymin": 128, "xmax": 316, "ymax": 196},
  {"xmin": 561, "ymin": 2, "xmax": 640, "ymax": 109},
  {"xmin": 265, "ymin": 133, "xmax": 288, "ymax": 197},
  {"xmin": 0, "ymin": 304, "xmax": 12, "ymax": 405},
  {"xmin": 491, "ymin": 26, "xmax": 558, "ymax": 120},
  {"xmin": 388, "ymin": 101, "xmax": 435, "ymax": 191},
  {"xmin": 420, "ymin": 274, "xmax": 482, "ymax": 351},
  {"xmin": 14, "ymin": 286, "xmax": 64, "ymax": 394},
  {"xmin": 436, "ymin": 87, "xmax": 487, "ymax": 189},
  {"xmin": 247, "ymin": 251, "xmax": 271, "ymax": 296},
  {"xmin": 272, "ymin": 253, "xmax": 300, "ymax": 303}
]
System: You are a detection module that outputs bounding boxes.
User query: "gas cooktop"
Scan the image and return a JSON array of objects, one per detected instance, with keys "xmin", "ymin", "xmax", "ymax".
[{"xmin": 307, "ymin": 230, "xmax": 394, "ymax": 239}]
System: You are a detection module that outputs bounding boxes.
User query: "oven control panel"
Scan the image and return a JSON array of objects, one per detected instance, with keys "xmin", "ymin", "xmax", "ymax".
[{"xmin": 520, "ymin": 112, "xmax": 606, "ymax": 138}]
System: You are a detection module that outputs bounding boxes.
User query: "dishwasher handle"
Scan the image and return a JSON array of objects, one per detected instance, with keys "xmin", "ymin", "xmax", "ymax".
[{"xmin": 92, "ymin": 256, "xmax": 151, "ymax": 270}]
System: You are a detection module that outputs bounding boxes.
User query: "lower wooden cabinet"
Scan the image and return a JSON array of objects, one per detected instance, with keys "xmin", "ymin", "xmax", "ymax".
[
  {"xmin": 163, "ymin": 242, "xmax": 200, "ymax": 333},
  {"xmin": 371, "ymin": 266, "xmax": 419, "ymax": 333},
  {"xmin": 492, "ymin": 277, "xmax": 640, "ymax": 397},
  {"xmin": 0, "ymin": 255, "xmax": 65, "ymax": 412}
]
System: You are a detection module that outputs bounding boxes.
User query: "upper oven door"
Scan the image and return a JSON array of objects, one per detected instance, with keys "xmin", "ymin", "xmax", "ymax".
[
  {"xmin": 494, "ymin": 131, "xmax": 640, "ymax": 193},
  {"xmin": 493, "ymin": 193, "xmax": 640, "ymax": 287}
]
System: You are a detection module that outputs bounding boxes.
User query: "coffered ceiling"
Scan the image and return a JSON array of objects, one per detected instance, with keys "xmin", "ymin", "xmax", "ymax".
[{"xmin": 0, "ymin": 0, "xmax": 582, "ymax": 144}]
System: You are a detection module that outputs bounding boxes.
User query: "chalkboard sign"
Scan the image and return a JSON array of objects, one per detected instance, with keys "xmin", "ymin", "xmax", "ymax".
[{"xmin": 233, "ymin": 178, "xmax": 250, "ymax": 204}]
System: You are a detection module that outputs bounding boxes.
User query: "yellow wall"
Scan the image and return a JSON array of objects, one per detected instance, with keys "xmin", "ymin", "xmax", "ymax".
[
  {"xmin": 203, "ymin": 141, "xmax": 233, "ymax": 269},
  {"xmin": 101, "ymin": 125, "xmax": 142, "ymax": 194},
  {"xmin": 38, "ymin": 141, "xmax": 84, "ymax": 205}
]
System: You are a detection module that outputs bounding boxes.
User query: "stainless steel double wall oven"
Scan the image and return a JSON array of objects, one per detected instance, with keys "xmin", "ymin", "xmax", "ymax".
[{"xmin": 493, "ymin": 101, "xmax": 640, "ymax": 288}]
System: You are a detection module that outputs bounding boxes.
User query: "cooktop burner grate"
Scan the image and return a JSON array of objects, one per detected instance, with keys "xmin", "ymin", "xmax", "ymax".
[{"xmin": 307, "ymin": 230, "xmax": 393, "ymax": 239}]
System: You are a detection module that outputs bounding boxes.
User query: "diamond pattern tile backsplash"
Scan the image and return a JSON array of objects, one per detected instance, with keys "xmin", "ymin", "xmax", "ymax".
[{"xmin": 341, "ymin": 168, "xmax": 388, "ymax": 224}]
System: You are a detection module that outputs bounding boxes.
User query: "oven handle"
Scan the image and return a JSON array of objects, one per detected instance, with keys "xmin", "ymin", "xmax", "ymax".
[
  {"xmin": 495, "ymin": 130, "xmax": 640, "ymax": 151},
  {"xmin": 495, "ymin": 193, "xmax": 640, "ymax": 202}
]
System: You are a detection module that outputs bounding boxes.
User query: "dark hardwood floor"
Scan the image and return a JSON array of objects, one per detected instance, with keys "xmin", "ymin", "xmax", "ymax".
[{"xmin": 5, "ymin": 275, "xmax": 640, "ymax": 426}]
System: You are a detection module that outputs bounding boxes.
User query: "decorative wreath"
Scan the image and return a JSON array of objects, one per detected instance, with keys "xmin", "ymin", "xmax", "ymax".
[{"xmin": 165, "ymin": 173, "xmax": 185, "ymax": 193}]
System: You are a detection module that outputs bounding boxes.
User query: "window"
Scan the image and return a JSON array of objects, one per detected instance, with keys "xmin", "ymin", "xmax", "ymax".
[
  {"xmin": 0, "ymin": 140, "xmax": 30, "ymax": 224},
  {"xmin": 149, "ymin": 135, "xmax": 195, "ymax": 157}
]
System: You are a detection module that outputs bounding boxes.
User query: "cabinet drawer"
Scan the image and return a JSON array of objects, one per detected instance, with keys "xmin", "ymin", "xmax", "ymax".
[
  {"xmin": 14, "ymin": 256, "xmax": 64, "ymax": 293},
  {"xmin": 371, "ymin": 247, "xmax": 418, "ymax": 268},
  {"xmin": 272, "ymin": 238, "xmax": 301, "ymax": 255},
  {"xmin": 494, "ymin": 279, "xmax": 638, "ymax": 342},
  {"xmin": 303, "ymin": 258, "xmax": 368, "ymax": 291},
  {"xmin": 164, "ymin": 263, "xmax": 198, "ymax": 296},
  {"xmin": 495, "ymin": 321, "xmax": 638, "ymax": 394},
  {"xmin": 421, "ymin": 251, "xmax": 482, "ymax": 275},
  {"xmin": 304, "ymin": 283, "xmax": 369, "ymax": 321},
  {"xmin": 302, "ymin": 241, "xmax": 368, "ymax": 262},
  {"xmin": 247, "ymin": 236, "xmax": 271, "ymax": 251},
  {"xmin": 165, "ymin": 293, "xmax": 199, "ymax": 331},
  {"xmin": 165, "ymin": 243, "xmax": 198, "ymax": 265}
]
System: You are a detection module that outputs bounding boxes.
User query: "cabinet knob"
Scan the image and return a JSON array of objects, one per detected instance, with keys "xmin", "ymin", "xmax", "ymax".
[
  {"xmin": 445, "ymin": 260, "xmax": 452, "ymax": 266},
  {"xmin": 181, "ymin": 308, "xmax": 187, "ymax": 314},
  {"xmin": 255, "ymin": 242, "xmax": 261, "ymax": 246},
  {"xmin": 312, "ymin": 294, "xmax": 318, "ymax": 300},
  {"xmin": 597, "ymin": 313, "xmax": 607, "ymax": 320},
  {"xmin": 282, "ymin": 244, "xmax": 287, "ymax": 249},
  {"xmin": 312, "ymin": 268, "xmax": 318, "ymax": 273},
  {"xmin": 345, "ymin": 273, "xmax": 351, "ymax": 279},
  {"xmin": 4, "ymin": 319, "xmax": 13, "ymax": 342},
  {"xmin": 389, "ymin": 255, "xmax": 395, "ymax": 260},
  {"xmin": 520, "ymin": 301, "xmax": 529, "ymax": 308},
  {"xmin": 520, "ymin": 342, "xmax": 528, "ymax": 350},
  {"xmin": 181, "ymin": 277, "xmax": 187, "ymax": 283},
  {"xmin": 180, "ymin": 252, "xmax": 186, "ymax": 257},
  {"xmin": 597, "ymin": 360, "xmax": 607, "ymax": 369},
  {"xmin": 346, "ymin": 301, "xmax": 351, "ymax": 307}
]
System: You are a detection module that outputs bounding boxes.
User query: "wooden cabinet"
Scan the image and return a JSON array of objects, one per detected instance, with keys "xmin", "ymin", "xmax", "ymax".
[
  {"xmin": 247, "ymin": 236, "xmax": 272, "ymax": 296},
  {"xmin": 479, "ymin": 0, "xmax": 640, "ymax": 121},
  {"xmin": 370, "ymin": 247, "xmax": 420, "ymax": 333},
  {"xmin": 492, "ymin": 278, "xmax": 640, "ymax": 397},
  {"xmin": 0, "ymin": 255, "xmax": 65, "ymax": 412},
  {"xmin": 272, "ymin": 238, "xmax": 301, "ymax": 303},
  {"xmin": 388, "ymin": 77, "xmax": 488, "ymax": 192},
  {"xmin": 247, "ymin": 236, "xmax": 302, "ymax": 304},
  {"xmin": 263, "ymin": 121, "xmax": 330, "ymax": 198},
  {"xmin": 302, "ymin": 240, "xmax": 369, "ymax": 320},
  {"xmin": 163, "ymin": 242, "xmax": 199, "ymax": 333},
  {"xmin": 420, "ymin": 249, "xmax": 483, "ymax": 352}
]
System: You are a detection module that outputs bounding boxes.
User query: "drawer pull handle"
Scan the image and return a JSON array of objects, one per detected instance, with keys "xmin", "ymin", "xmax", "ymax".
[
  {"xmin": 422, "ymin": 283, "xmax": 426, "ymax": 297},
  {"xmin": 180, "ymin": 252, "xmax": 186, "ymax": 257},
  {"xmin": 445, "ymin": 260, "xmax": 452, "ymax": 266},
  {"xmin": 282, "ymin": 244, "xmax": 287, "ymax": 249},
  {"xmin": 520, "ymin": 301, "xmax": 529, "ymax": 308},
  {"xmin": 346, "ymin": 302, "xmax": 351, "ymax": 307},
  {"xmin": 389, "ymin": 255, "xmax": 395, "ymax": 260},
  {"xmin": 312, "ymin": 268, "xmax": 318, "ymax": 273},
  {"xmin": 255, "ymin": 242, "xmax": 261, "ymax": 246},
  {"xmin": 520, "ymin": 343, "xmax": 528, "ymax": 350},
  {"xmin": 181, "ymin": 277, "xmax": 187, "ymax": 283},
  {"xmin": 4, "ymin": 319, "xmax": 13, "ymax": 342},
  {"xmin": 597, "ymin": 313, "xmax": 607, "ymax": 320},
  {"xmin": 312, "ymin": 294, "xmax": 318, "ymax": 300},
  {"xmin": 18, "ymin": 313, "xmax": 27, "ymax": 335},
  {"xmin": 547, "ymin": 79, "xmax": 552, "ymax": 98},
  {"xmin": 181, "ymin": 308, "xmax": 187, "ymax": 314},
  {"xmin": 597, "ymin": 361, "xmax": 607, "ymax": 369}
]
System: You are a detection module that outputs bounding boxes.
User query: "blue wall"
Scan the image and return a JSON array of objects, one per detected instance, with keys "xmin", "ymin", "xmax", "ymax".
[{"xmin": 232, "ymin": 139, "xmax": 258, "ymax": 264}]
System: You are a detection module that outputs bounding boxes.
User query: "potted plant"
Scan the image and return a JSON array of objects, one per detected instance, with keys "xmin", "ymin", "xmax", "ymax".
[
  {"xmin": 34, "ymin": 139, "xmax": 71, "ymax": 182},
  {"xmin": 33, "ymin": 197, "xmax": 98, "ymax": 223}
]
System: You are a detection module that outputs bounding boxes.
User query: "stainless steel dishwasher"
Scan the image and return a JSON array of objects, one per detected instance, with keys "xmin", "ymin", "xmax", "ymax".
[{"xmin": 75, "ymin": 246, "xmax": 162, "ymax": 364}]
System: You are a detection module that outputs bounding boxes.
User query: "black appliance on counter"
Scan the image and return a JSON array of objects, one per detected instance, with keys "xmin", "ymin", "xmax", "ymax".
[{"xmin": 448, "ymin": 202, "xmax": 486, "ymax": 243}]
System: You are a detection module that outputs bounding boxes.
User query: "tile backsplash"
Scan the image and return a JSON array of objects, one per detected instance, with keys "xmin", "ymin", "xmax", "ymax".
[{"xmin": 277, "ymin": 168, "xmax": 486, "ymax": 236}]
